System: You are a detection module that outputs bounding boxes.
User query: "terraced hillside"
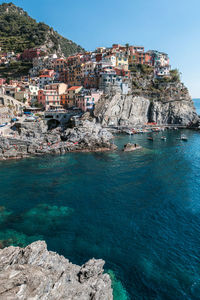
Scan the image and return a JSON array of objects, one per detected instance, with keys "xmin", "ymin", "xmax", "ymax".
[{"xmin": 0, "ymin": 2, "xmax": 84, "ymax": 56}]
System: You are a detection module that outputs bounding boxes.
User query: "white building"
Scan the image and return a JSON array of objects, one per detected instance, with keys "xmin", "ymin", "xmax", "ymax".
[{"xmin": 39, "ymin": 75, "xmax": 54, "ymax": 89}]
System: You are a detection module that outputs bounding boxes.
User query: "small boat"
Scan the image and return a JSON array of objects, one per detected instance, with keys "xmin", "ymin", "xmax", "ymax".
[
  {"xmin": 137, "ymin": 129, "xmax": 144, "ymax": 134},
  {"xmin": 124, "ymin": 129, "xmax": 134, "ymax": 135},
  {"xmin": 147, "ymin": 137, "xmax": 153, "ymax": 141},
  {"xmin": 0, "ymin": 122, "xmax": 7, "ymax": 128},
  {"xmin": 161, "ymin": 136, "xmax": 166, "ymax": 141},
  {"xmin": 181, "ymin": 134, "xmax": 188, "ymax": 141}
]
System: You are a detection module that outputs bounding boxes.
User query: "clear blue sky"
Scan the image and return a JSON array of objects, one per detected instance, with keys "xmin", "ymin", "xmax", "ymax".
[{"xmin": 2, "ymin": 0, "xmax": 200, "ymax": 97}]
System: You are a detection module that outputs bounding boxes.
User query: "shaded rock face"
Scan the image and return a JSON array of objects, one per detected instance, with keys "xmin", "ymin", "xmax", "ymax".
[
  {"xmin": 0, "ymin": 241, "xmax": 113, "ymax": 300},
  {"xmin": 94, "ymin": 93, "xmax": 198, "ymax": 126}
]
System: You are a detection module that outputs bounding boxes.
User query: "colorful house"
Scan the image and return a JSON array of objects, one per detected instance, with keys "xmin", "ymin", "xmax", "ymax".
[
  {"xmin": 61, "ymin": 86, "xmax": 82, "ymax": 108},
  {"xmin": 38, "ymin": 89, "xmax": 61, "ymax": 110},
  {"xmin": 76, "ymin": 90, "xmax": 103, "ymax": 112},
  {"xmin": 39, "ymin": 75, "xmax": 54, "ymax": 89}
]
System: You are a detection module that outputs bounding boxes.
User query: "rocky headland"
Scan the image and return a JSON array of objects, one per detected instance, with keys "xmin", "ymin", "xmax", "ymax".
[
  {"xmin": 94, "ymin": 66, "xmax": 199, "ymax": 127},
  {"xmin": 0, "ymin": 119, "xmax": 116, "ymax": 160},
  {"xmin": 0, "ymin": 241, "xmax": 113, "ymax": 299}
]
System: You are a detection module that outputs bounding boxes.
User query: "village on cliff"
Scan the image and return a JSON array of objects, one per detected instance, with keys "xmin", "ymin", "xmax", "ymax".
[{"xmin": 0, "ymin": 44, "xmax": 170, "ymax": 114}]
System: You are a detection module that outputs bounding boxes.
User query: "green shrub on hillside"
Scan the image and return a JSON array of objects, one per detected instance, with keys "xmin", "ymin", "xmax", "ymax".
[{"xmin": 170, "ymin": 69, "xmax": 180, "ymax": 82}]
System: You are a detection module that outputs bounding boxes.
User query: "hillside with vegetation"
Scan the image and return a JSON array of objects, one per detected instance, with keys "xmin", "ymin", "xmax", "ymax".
[{"xmin": 0, "ymin": 2, "xmax": 84, "ymax": 56}]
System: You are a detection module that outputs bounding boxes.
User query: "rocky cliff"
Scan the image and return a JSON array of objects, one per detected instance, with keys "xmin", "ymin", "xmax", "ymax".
[
  {"xmin": 94, "ymin": 66, "xmax": 198, "ymax": 126},
  {"xmin": 0, "ymin": 241, "xmax": 113, "ymax": 299},
  {"xmin": 94, "ymin": 93, "xmax": 197, "ymax": 126}
]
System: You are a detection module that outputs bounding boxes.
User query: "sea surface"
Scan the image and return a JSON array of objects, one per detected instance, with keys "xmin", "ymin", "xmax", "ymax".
[
  {"xmin": 0, "ymin": 102, "xmax": 200, "ymax": 299},
  {"xmin": 193, "ymin": 98, "xmax": 200, "ymax": 115}
]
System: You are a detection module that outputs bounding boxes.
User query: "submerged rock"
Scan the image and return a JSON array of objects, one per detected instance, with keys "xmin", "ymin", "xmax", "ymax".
[
  {"xmin": 0, "ymin": 229, "xmax": 43, "ymax": 249},
  {"xmin": 18, "ymin": 204, "xmax": 74, "ymax": 235},
  {"xmin": 107, "ymin": 269, "xmax": 129, "ymax": 300},
  {"xmin": 0, "ymin": 241, "xmax": 113, "ymax": 299},
  {"xmin": 0, "ymin": 206, "xmax": 12, "ymax": 224}
]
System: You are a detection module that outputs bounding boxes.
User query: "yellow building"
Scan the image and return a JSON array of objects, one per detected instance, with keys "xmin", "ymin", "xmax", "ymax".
[{"xmin": 116, "ymin": 53, "xmax": 129, "ymax": 70}]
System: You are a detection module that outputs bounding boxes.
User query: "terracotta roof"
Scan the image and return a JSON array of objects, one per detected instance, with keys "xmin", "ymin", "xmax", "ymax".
[
  {"xmin": 39, "ymin": 75, "xmax": 52, "ymax": 78},
  {"xmin": 56, "ymin": 58, "xmax": 66, "ymax": 61},
  {"xmin": 67, "ymin": 86, "xmax": 82, "ymax": 91}
]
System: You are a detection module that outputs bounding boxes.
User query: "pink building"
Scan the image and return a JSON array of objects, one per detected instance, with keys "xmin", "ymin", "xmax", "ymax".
[
  {"xmin": 38, "ymin": 89, "xmax": 60, "ymax": 110},
  {"xmin": 0, "ymin": 78, "xmax": 6, "ymax": 86},
  {"xmin": 76, "ymin": 91, "xmax": 103, "ymax": 112}
]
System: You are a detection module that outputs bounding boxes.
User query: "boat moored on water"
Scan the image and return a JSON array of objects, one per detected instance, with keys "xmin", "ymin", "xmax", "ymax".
[
  {"xmin": 181, "ymin": 134, "xmax": 188, "ymax": 141},
  {"xmin": 147, "ymin": 137, "xmax": 153, "ymax": 141},
  {"xmin": 124, "ymin": 129, "xmax": 134, "ymax": 135},
  {"xmin": 161, "ymin": 136, "xmax": 167, "ymax": 141}
]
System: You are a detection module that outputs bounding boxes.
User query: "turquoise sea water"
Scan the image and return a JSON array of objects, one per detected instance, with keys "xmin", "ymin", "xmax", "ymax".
[
  {"xmin": 193, "ymin": 99, "xmax": 200, "ymax": 115},
  {"xmin": 0, "ymin": 103, "xmax": 200, "ymax": 299}
]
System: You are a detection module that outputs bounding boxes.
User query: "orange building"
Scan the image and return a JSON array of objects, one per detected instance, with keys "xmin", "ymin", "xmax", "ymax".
[{"xmin": 61, "ymin": 86, "xmax": 82, "ymax": 108}]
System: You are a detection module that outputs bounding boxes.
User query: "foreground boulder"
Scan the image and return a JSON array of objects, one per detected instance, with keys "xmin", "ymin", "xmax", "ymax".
[{"xmin": 0, "ymin": 241, "xmax": 113, "ymax": 300}]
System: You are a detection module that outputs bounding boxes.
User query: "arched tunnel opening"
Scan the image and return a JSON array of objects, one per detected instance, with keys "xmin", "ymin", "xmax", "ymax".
[{"xmin": 47, "ymin": 119, "xmax": 60, "ymax": 130}]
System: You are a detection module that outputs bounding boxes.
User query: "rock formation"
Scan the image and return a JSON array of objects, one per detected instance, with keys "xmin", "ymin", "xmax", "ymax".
[
  {"xmin": 0, "ymin": 119, "xmax": 116, "ymax": 160},
  {"xmin": 94, "ymin": 67, "xmax": 199, "ymax": 127},
  {"xmin": 0, "ymin": 241, "xmax": 113, "ymax": 299},
  {"xmin": 94, "ymin": 92, "xmax": 198, "ymax": 127},
  {"xmin": 123, "ymin": 143, "xmax": 141, "ymax": 152}
]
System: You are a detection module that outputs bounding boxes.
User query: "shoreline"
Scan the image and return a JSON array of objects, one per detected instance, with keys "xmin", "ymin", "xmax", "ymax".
[
  {"xmin": 0, "ymin": 146, "xmax": 115, "ymax": 162},
  {"xmin": 0, "ymin": 126, "xmax": 197, "ymax": 162}
]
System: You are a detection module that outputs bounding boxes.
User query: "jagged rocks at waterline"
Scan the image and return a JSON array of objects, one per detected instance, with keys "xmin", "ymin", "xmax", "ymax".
[
  {"xmin": 94, "ymin": 92, "xmax": 198, "ymax": 127},
  {"xmin": 0, "ymin": 241, "xmax": 113, "ymax": 300},
  {"xmin": 0, "ymin": 120, "xmax": 116, "ymax": 160}
]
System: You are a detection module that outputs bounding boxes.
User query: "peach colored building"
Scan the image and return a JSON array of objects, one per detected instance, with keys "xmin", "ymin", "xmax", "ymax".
[
  {"xmin": 76, "ymin": 90, "xmax": 103, "ymax": 112},
  {"xmin": 38, "ymin": 83, "xmax": 67, "ymax": 110},
  {"xmin": 53, "ymin": 58, "xmax": 67, "ymax": 72},
  {"xmin": 38, "ymin": 89, "xmax": 60, "ymax": 110},
  {"xmin": 61, "ymin": 86, "xmax": 82, "ymax": 108}
]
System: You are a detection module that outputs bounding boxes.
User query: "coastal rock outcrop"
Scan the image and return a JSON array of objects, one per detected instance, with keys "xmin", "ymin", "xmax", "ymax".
[
  {"xmin": 94, "ymin": 92, "xmax": 198, "ymax": 126},
  {"xmin": 0, "ymin": 119, "xmax": 116, "ymax": 160},
  {"xmin": 123, "ymin": 143, "xmax": 141, "ymax": 152},
  {"xmin": 0, "ymin": 241, "xmax": 113, "ymax": 299}
]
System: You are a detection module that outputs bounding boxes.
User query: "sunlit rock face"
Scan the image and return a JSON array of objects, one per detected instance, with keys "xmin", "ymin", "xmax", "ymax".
[
  {"xmin": 0, "ymin": 241, "xmax": 113, "ymax": 300},
  {"xmin": 94, "ymin": 93, "xmax": 198, "ymax": 126}
]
